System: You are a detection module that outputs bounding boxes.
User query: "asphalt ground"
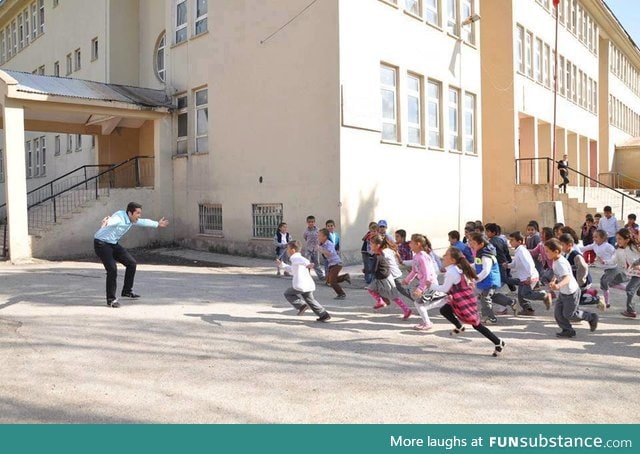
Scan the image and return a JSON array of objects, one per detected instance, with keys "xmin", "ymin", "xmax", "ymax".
[{"xmin": 0, "ymin": 248, "xmax": 638, "ymax": 423}]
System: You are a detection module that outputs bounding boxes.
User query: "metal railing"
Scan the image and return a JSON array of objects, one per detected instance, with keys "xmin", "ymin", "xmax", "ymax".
[
  {"xmin": 1, "ymin": 156, "xmax": 154, "ymax": 258},
  {"xmin": 515, "ymin": 157, "xmax": 640, "ymax": 219},
  {"xmin": 597, "ymin": 172, "xmax": 640, "ymax": 191}
]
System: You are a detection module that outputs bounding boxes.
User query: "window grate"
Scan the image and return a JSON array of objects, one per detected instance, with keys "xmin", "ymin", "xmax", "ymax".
[
  {"xmin": 199, "ymin": 203, "xmax": 222, "ymax": 234},
  {"xmin": 252, "ymin": 203, "xmax": 283, "ymax": 238}
]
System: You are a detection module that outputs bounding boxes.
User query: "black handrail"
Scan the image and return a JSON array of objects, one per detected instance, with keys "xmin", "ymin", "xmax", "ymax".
[
  {"xmin": 1, "ymin": 156, "xmax": 153, "ymax": 258},
  {"xmin": 0, "ymin": 164, "xmax": 114, "ymax": 212},
  {"xmin": 515, "ymin": 157, "xmax": 640, "ymax": 218}
]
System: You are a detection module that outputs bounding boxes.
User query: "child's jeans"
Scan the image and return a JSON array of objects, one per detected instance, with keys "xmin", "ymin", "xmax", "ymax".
[
  {"xmin": 555, "ymin": 290, "xmax": 596, "ymax": 332},
  {"xmin": 504, "ymin": 277, "xmax": 547, "ymax": 311},
  {"xmin": 624, "ymin": 276, "xmax": 640, "ymax": 313},
  {"xmin": 476, "ymin": 287, "xmax": 497, "ymax": 321},
  {"xmin": 284, "ymin": 287, "xmax": 327, "ymax": 317},
  {"xmin": 305, "ymin": 249, "xmax": 325, "ymax": 280},
  {"xmin": 600, "ymin": 268, "xmax": 627, "ymax": 291}
]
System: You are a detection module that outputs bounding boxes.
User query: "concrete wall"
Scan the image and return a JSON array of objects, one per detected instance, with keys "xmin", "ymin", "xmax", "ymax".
[
  {"xmin": 339, "ymin": 0, "xmax": 483, "ymax": 253},
  {"xmin": 30, "ymin": 187, "xmax": 161, "ymax": 258},
  {"xmin": 612, "ymin": 147, "xmax": 640, "ymax": 186}
]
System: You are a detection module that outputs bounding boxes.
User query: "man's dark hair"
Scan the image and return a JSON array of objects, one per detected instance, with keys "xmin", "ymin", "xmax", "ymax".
[
  {"xmin": 448, "ymin": 230, "xmax": 461, "ymax": 241},
  {"xmin": 127, "ymin": 202, "xmax": 142, "ymax": 214}
]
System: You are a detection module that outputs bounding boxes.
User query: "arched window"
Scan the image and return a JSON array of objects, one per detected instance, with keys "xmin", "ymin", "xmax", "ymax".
[{"xmin": 154, "ymin": 31, "xmax": 166, "ymax": 83}]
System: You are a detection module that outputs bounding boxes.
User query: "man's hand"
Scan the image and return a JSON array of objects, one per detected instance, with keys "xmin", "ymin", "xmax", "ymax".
[
  {"xmin": 101, "ymin": 216, "xmax": 110, "ymax": 227},
  {"xmin": 158, "ymin": 217, "xmax": 169, "ymax": 228}
]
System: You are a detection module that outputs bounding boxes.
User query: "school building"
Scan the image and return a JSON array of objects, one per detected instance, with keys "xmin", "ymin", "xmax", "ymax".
[
  {"xmin": 0, "ymin": 0, "xmax": 638, "ymax": 264},
  {"xmin": 481, "ymin": 0, "xmax": 640, "ymax": 231}
]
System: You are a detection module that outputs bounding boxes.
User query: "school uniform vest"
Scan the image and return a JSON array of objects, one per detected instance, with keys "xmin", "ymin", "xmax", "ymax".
[
  {"xmin": 566, "ymin": 249, "xmax": 592, "ymax": 286},
  {"xmin": 474, "ymin": 245, "xmax": 502, "ymax": 290}
]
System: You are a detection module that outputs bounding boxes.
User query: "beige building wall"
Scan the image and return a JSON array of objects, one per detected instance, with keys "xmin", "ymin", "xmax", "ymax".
[{"xmin": 339, "ymin": 0, "xmax": 482, "ymax": 253}]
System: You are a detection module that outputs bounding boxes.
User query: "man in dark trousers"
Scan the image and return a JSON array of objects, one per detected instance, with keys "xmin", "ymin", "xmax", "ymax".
[
  {"xmin": 557, "ymin": 154, "xmax": 570, "ymax": 193},
  {"xmin": 94, "ymin": 202, "xmax": 169, "ymax": 307}
]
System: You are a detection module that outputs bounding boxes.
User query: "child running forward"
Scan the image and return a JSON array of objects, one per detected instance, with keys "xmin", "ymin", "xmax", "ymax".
[
  {"xmin": 558, "ymin": 234, "xmax": 602, "ymax": 310},
  {"xmin": 613, "ymin": 228, "xmax": 640, "ymax": 318},
  {"xmin": 402, "ymin": 234, "xmax": 440, "ymax": 331},
  {"xmin": 276, "ymin": 240, "xmax": 331, "ymax": 322},
  {"xmin": 426, "ymin": 248, "xmax": 506, "ymax": 357},
  {"xmin": 580, "ymin": 229, "xmax": 618, "ymax": 309},
  {"xmin": 318, "ymin": 228, "xmax": 350, "ymax": 300},
  {"xmin": 545, "ymin": 238, "xmax": 598, "ymax": 337},
  {"xmin": 303, "ymin": 215, "xmax": 325, "ymax": 281},
  {"xmin": 468, "ymin": 233, "xmax": 502, "ymax": 324},
  {"xmin": 505, "ymin": 231, "xmax": 553, "ymax": 316},
  {"xmin": 367, "ymin": 234, "xmax": 412, "ymax": 320}
]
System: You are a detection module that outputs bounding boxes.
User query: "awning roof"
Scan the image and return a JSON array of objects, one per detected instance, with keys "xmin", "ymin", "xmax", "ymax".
[{"xmin": 2, "ymin": 70, "xmax": 173, "ymax": 109}]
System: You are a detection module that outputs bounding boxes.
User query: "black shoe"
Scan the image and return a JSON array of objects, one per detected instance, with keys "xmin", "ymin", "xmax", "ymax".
[
  {"xmin": 589, "ymin": 313, "xmax": 599, "ymax": 332},
  {"xmin": 492, "ymin": 340, "xmax": 505, "ymax": 357},
  {"xmin": 107, "ymin": 299, "xmax": 120, "ymax": 308},
  {"xmin": 556, "ymin": 330, "xmax": 576, "ymax": 338},
  {"xmin": 316, "ymin": 313, "xmax": 331, "ymax": 322},
  {"xmin": 344, "ymin": 274, "xmax": 351, "ymax": 285},
  {"xmin": 334, "ymin": 294, "xmax": 346, "ymax": 300},
  {"xmin": 517, "ymin": 308, "xmax": 535, "ymax": 316},
  {"xmin": 297, "ymin": 304, "xmax": 308, "ymax": 316},
  {"xmin": 121, "ymin": 291, "xmax": 140, "ymax": 298}
]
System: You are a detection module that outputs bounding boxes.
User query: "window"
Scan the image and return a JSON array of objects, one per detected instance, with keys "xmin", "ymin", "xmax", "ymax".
[
  {"xmin": 75, "ymin": 134, "xmax": 82, "ymax": 151},
  {"xmin": 0, "ymin": 149, "xmax": 3, "ymax": 183},
  {"xmin": 54, "ymin": 135, "xmax": 61, "ymax": 156},
  {"xmin": 34, "ymin": 138, "xmax": 40, "ymax": 177},
  {"xmin": 91, "ymin": 37, "xmax": 98, "ymax": 60},
  {"xmin": 26, "ymin": 140, "xmax": 32, "ymax": 178},
  {"xmin": 423, "ymin": 0, "xmax": 439, "ymax": 26},
  {"xmin": 195, "ymin": 0, "xmax": 207, "ymax": 35},
  {"xmin": 446, "ymin": 0, "xmax": 458, "ymax": 35},
  {"xmin": 558, "ymin": 56, "xmax": 565, "ymax": 95},
  {"xmin": 37, "ymin": 65, "xmax": 44, "ymax": 75},
  {"xmin": 23, "ymin": 8, "xmax": 29, "ymax": 47},
  {"xmin": 525, "ymin": 31, "xmax": 533, "ymax": 78},
  {"xmin": 18, "ymin": 13, "xmax": 23, "ymax": 51},
  {"xmin": 380, "ymin": 64, "xmax": 398, "ymax": 141},
  {"xmin": 38, "ymin": 0, "xmax": 44, "ymax": 34},
  {"xmin": 195, "ymin": 88, "xmax": 208, "ymax": 153},
  {"xmin": 154, "ymin": 32, "xmax": 166, "ymax": 82},
  {"xmin": 40, "ymin": 136, "xmax": 46, "ymax": 176},
  {"xmin": 427, "ymin": 79, "xmax": 442, "ymax": 148},
  {"xmin": 252, "ymin": 204, "xmax": 283, "ymax": 238},
  {"xmin": 448, "ymin": 87, "xmax": 460, "ymax": 151},
  {"xmin": 593, "ymin": 80, "xmax": 597, "ymax": 113},
  {"xmin": 198, "ymin": 203, "xmax": 222, "ymax": 235},
  {"xmin": 565, "ymin": 59, "xmax": 571, "ymax": 99},
  {"xmin": 571, "ymin": 63, "xmax": 577, "ymax": 102},
  {"xmin": 534, "ymin": 38, "xmax": 542, "ymax": 83},
  {"xmin": 11, "ymin": 20, "xmax": 17, "ymax": 56},
  {"xmin": 543, "ymin": 44, "xmax": 550, "ymax": 87},
  {"xmin": 582, "ymin": 72, "xmax": 587, "ymax": 108},
  {"xmin": 464, "ymin": 92, "xmax": 475, "ymax": 153},
  {"xmin": 66, "ymin": 134, "xmax": 73, "ymax": 153},
  {"xmin": 53, "ymin": 0, "xmax": 58, "ymax": 7},
  {"xmin": 0, "ymin": 31, "xmax": 5, "ymax": 64},
  {"xmin": 176, "ymin": 95, "xmax": 188, "ymax": 154},
  {"xmin": 404, "ymin": 0, "xmax": 420, "ymax": 16},
  {"xmin": 461, "ymin": 0, "xmax": 473, "ymax": 44},
  {"xmin": 175, "ymin": 0, "xmax": 187, "ymax": 44},
  {"xmin": 31, "ymin": 2, "xmax": 37, "ymax": 40},
  {"xmin": 74, "ymin": 48, "xmax": 81, "ymax": 71},
  {"xmin": 53, "ymin": 60, "xmax": 59, "ymax": 77},
  {"xmin": 66, "ymin": 53, "xmax": 72, "ymax": 75},
  {"xmin": 407, "ymin": 74, "xmax": 422, "ymax": 145}
]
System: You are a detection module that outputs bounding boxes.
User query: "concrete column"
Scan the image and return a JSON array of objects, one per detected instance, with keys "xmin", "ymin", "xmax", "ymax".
[
  {"xmin": 2, "ymin": 99, "xmax": 31, "ymax": 263},
  {"xmin": 579, "ymin": 135, "xmax": 589, "ymax": 184},
  {"xmin": 538, "ymin": 121, "xmax": 552, "ymax": 183}
]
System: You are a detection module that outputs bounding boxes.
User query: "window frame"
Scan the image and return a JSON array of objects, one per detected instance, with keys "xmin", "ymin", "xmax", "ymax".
[
  {"xmin": 198, "ymin": 203, "xmax": 223, "ymax": 235},
  {"xmin": 404, "ymin": 0, "xmax": 421, "ymax": 17},
  {"xmin": 194, "ymin": 88, "xmax": 209, "ymax": 153},
  {"xmin": 154, "ymin": 31, "xmax": 166, "ymax": 83},
  {"xmin": 175, "ymin": 0, "xmax": 188, "ymax": 44},
  {"xmin": 74, "ymin": 48, "xmax": 81, "ymax": 71},
  {"xmin": 65, "ymin": 53, "xmax": 72, "ymax": 75},
  {"xmin": 447, "ymin": 86, "xmax": 461, "ymax": 152},
  {"xmin": 176, "ymin": 94, "xmax": 188, "ymax": 155},
  {"xmin": 463, "ymin": 92, "xmax": 476, "ymax": 154},
  {"xmin": 406, "ymin": 72, "xmax": 423, "ymax": 146},
  {"xmin": 91, "ymin": 37, "xmax": 98, "ymax": 61},
  {"xmin": 252, "ymin": 203, "xmax": 284, "ymax": 239},
  {"xmin": 427, "ymin": 79, "xmax": 442, "ymax": 149},
  {"xmin": 195, "ymin": 0, "xmax": 208, "ymax": 36},
  {"xmin": 380, "ymin": 64, "xmax": 399, "ymax": 142},
  {"xmin": 26, "ymin": 140, "xmax": 32, "ymax": 178},
  {"xmin": 424, "ymin": 0, "xmax": 439, "ymax": 26},
  {"xmin": 54, "ymin": 135, "xmax": 61, "ymax": 156},
  {"xmin": 445, "ymin": 0, "xmax": 458, "ymax": 36}
]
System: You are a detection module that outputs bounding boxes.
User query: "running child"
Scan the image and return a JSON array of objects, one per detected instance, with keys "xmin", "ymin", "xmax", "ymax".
[
  {"xmin": 558, "ymin": 233, "xmax": 603, "ymax": 310},
  {"xmin": 580, "ymin": 229, "xmax": 618, "ymax": 309},
  {"xmin": 613, "ymin": 228, "xmax": 640, "ymax": 318},
  {"xmin": 449, "ymin": 230, "xmax": 474, "ymax": 263},
  {"xmin": 303, "ymin": 215, "xmax": 325, "ymax": 281},
  {"xmin": 274, "ymin": 222, "xmax": 292, "ymax": 276},
  {"xmin": 323, "ymin": 220, "xmax": 341, "ymax": 277},
  {"xmin": 525, "ymin": 221, "xmax": 541, "ymax": 249},
  {"xmin": 426, "ymin": 247, "xmax": 506, "ymax": 357},
  {"xmin": 581, "ymin": 214, "xmax": 597, "ymax": 264},
  {"xmin": 528, "ymin": 227, "xmax": 554, "ymax": 283},
  {"xmin": 276, "ymin": 240, "xmax": 331, "ymax": 322},
  {"xmin": 401, "ymin": 234, "xmax": 441, "ymax": 331},
  {"xmin": 361, "ymin": 222, "xmax": 379, "ymax": 284},
  {"xmin": 545, "ymin": 238, "xmax": 598, "ymax": 338},
  {"xmin": 395, "ymin": 229, "xmax": 413, "ymax": 263},
  {"xmin": 318, "ymin": 228, "xmax": 350, "ymax": 300},
  {"xmin": 468, "ymin": 233, "xmax": 502, "ymax": 324},
  {"xmin": 367, "ymin": 234, "xmax": 412, "ymax": 320},
  {"xmin": 625, "ymin": 214, "xmax": 639, "ymax": 238}
]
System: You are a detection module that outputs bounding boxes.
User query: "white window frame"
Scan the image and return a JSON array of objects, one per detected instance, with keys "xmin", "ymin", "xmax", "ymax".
[
  {"xmin": 463, "ymin": 92, "xmax": 476, "ymax": 154},
  {"xmin": 11, "ymin": 20, "xmax": 17, "ymax": 56},
  {"xmin": 175, "ymin": 0, "xmax": 187, "ymax": 44},
  {"xmin": 23, "ymin": 7, "xmax": 30, "ymax": 46},
  {"xmin": 91, "ymin": 37, "xmax": 98, "ymax": 61},
  {"xmin": 406, "ymin": 73, "xmax": 423, "ymax": 145},
  {"xmin": 26, "ymin": 140, "xmax": 32, "ymax": 178},
  {"xmin": 75, "ymin": 134, "xmax": 82, "ymax": 151},
  {"xmin": 525, "ymin": 31, "xmax": 533, "ymax": 78},
  {"xmin": 461, "ymin": 0, "xmax": 474, "ymax": 44},
  {"xmin": 40, "ymin": 136, "xmax": 46, "ymax": 176},
  {"xmin": 424, "ymin": 0, "xmax": 439, "ymax": 26},
  {"xmin": 516, "ymin": 25, "xmax": 524, "ymax": 73},
  {"xmin": 543, "ymin": 43, "xmax": 550, "ymax": 87},
  {"xmin": 404, "ymin": 0, "xmax": 421, "ymax": 17},
  {"xmin": 38, "ymin": 0, "xmax": 44, "ymax": 34},
  {"xmin": 427, "ymin": 79, "xmax": 442, "ymax": 148},
  {"xmin": 380, "ymin": 64, "xmax": 399, "ymax": 142},
  {"xmin": 252, "ymin": 203, "xmax": 283, "ymax": 239},
  {"xmin": 34, "ymin": 137, "xmax": 40, "ymax": 177},
  {"xmin": 176, "ymin": 94, "xmax": 188, "ymax": 154},
  {"xmin": 448, "ymin": 86, "xmax": 461, "ymax": 151},
  {"xmin": 74, "ymin": 48, "xmax": 81, "ymax": 71},
  {"xmin": 31, "ymin": 2, "xmax": 37, "ymax": 40},
  {"xmin": 154, "ymin": 32, "xmax": 166, "ymax": 83},
  {"xmin": 53, "ymin": 60, "xmax": 59, "ymax": 77},
  {"xmin": 18, "ymin": 13, "xmax": 24, "ymax": 51},
  {"xmin": 54, "ymin": 135, "xmax": 61, "ymax": 156},
  {"xmin": 446, "ymin": 0, "xmax": 458, "ymax": 36},
  {"xmin": 195, "ymin": 0, "xmax": 208, "ymax": 36},
  {"xmin": 195, "ymin": 88, "xmax": 208, "ymax": 153},
  {"xmin": 0, "ymin": 30, "xmax": 5, "ymax": 64},
  {"xmin": 5, "ymin": 25, "xmax": 10, "ymax": 60},
  {"xmin": 534, "ymin": 38, "xmax": 542, "ymax": 83},
  {"xmin": 558, "ymin": 55, "xmax": 565, "ymax": 96},
  {"xmin": 66, "ymin": 53, "xmax": 72, "ymax": 75},
  {"xmin": 66, "ymin": 134, "xmax": 73, "ymax": 153}
]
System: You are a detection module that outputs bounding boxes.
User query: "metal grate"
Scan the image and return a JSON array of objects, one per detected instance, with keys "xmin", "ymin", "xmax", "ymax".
[
  {"xmin": 252, "ymin": 203, "xmax": 283, "ymax": 238},
  {"xmin": 198, "ymin": 203, "xmax": 222, "ymax": 235}
]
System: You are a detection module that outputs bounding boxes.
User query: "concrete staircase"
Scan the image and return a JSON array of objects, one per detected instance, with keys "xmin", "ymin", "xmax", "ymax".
[{"xmin": 565, "ymin": 185, "xmax": 640, "ymax": 220}]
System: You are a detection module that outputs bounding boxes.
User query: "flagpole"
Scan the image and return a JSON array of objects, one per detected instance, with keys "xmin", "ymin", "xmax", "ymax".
[{"xmin": 551, "ymin": 0, "xmax": 560, "ymax": 201}]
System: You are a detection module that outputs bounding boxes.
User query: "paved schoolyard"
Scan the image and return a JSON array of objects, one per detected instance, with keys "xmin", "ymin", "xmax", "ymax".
[{"xmin": 0, "ymin": 249, "xmax": 638, "ymax": 423}]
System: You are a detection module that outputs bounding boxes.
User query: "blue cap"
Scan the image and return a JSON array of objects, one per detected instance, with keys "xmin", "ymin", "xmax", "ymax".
[{"xmin": 378, "ymin": 219, "xmax": 388, "ymax": 228}]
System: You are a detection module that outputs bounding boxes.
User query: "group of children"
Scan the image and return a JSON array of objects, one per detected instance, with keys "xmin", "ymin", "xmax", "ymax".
[{"xmin": 274, "ymin": 210, "xmax": 640, "ymax": 356}]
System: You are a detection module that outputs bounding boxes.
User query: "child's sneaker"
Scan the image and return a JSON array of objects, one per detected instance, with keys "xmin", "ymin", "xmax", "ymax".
[
  {"xmin": 402, "ymin": 309, "xmax": 412, "ymax": 320},
  {"xmin": 597, "ymin": 296, "xmax": 606, "ymax": 312},
  {"xmin": 450, "ymin": 326, "xmax": 466, "ymax": 336},
  {"xmin": 373, "ymin": 302, "xmax": 386, "ymax": 310},
  {"xmin": 492, "ymin": 340, "xmax": 505, "ymax": 357},
  {"xmin": 543, "ymin": 293, "xmax": 553, "ymax": 310},
  {"xmin": 413, "ymin": 322, "xmax": 433, "ymax": 331},
  {"xmin": 620, "ymin": 311, "xmax": 637, "ymax": 319},
  {"xmin": 316, "ymin": 313, "xmax": 331, "ymax": 322},
  {"xmin": 589, "ymin": 313, "xmax": 599, "ymax": 332},
  {"xmin": 297, "ymin": 304, "xmax": 309, "ymax": 316}
]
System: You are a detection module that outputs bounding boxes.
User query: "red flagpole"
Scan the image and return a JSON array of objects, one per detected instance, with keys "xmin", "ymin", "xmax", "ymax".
[{"xmin": 551, "ymin": 0, "xmax": 560, "ymax": 202}]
